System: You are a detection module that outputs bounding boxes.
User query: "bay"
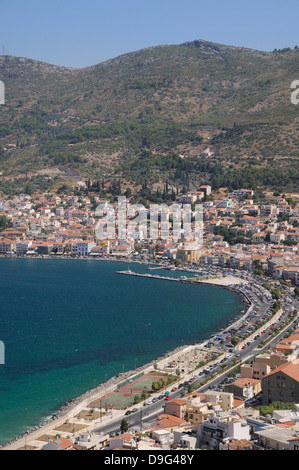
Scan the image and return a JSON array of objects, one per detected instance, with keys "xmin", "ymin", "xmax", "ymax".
[{"xmin": 0, "ymin": 258, "xmax": 245, "ymax": 445}]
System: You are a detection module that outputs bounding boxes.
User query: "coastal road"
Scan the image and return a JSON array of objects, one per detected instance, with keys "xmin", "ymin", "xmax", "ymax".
[{"xmin": 92, "ymin": 292, "xmax": 298, "ymax": 438}]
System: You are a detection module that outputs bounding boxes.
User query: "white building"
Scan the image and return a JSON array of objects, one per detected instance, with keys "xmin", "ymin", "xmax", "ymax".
[
  {"xmin": 16, "ymin": 240, "xmax": 32, "ymax": 255},
  {"xmin": 229, "ymin": 189, "xmax": 254, "ymax": 199},
  {"xmin": 201, "ymin": 412, "xmax": 251, "ymax": 449},
  {"xmin": 76, "ymin": 241, "xmax": 95, "ymax": 256}
]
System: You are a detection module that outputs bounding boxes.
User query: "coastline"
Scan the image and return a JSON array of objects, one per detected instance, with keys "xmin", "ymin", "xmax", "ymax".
[
  {"xmin": 0, "ymin": 256, "xmax": 251, "ymax": 449},
  {"xmin": 0, "ymin": 342, "xmax": 208, "ymax": 449}
]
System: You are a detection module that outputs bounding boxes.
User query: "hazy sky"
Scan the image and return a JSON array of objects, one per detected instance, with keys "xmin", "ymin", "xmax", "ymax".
[{"xmin": 0, "ymin": 0, "xmax": 298, "ymax": 68}]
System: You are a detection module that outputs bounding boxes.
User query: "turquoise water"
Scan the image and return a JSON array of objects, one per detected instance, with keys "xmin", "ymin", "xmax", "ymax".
[{"xmin": 0, "ymin": 258, "xmax": 245, "ymax": 445}]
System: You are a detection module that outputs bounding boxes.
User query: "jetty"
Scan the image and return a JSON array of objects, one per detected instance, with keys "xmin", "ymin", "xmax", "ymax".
[
  {"xmin": 115, "ymin": 269, "xmax": 247, "ymax": 289},
  {"xmin": 116, "ymin": 269, "xmax": 191, "ymax": 283}
]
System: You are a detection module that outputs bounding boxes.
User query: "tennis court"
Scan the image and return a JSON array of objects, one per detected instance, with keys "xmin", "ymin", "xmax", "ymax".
[
  {"xmin": 89, "ymin": 392, "xmax": 135, "ymax": 409},
  {"xmin": 118, "ymin": 374, "xmax": 165, "ymax": 395},
  {"xmin": 88, "ymin": 373, "xmax": 167, "ymax": 409}
]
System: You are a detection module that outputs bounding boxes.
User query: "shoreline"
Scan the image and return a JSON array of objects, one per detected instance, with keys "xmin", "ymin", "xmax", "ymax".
[
  {"xmin": 0, "ymin": 342, "xmax": 207, "ymax": 449},
  {"xmin": 0, "ymin": 256, "xmax": 252, "ymax": 449}
]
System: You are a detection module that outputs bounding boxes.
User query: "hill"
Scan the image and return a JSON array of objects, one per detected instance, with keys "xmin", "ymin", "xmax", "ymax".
[{"xmin": 0, "ymin": 39, "xmax": 298, "ymax": 196}]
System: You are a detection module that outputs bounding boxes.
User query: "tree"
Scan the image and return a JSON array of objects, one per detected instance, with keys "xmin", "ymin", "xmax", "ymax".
[
  {"xmin": 0, "ymin": 215, "xmax": 11, "ymax": 230},
  {"xmin": 152, "ymin": 378, "xmax": 166, "ymax": 392},
  {"xmin": 272, "ymin": 300, "xmax": 282, "ymax": 313},
  {"xmin": 271, "ymin": 288, "xmax": 281, "ymax": 300},
  {"xmin": 125, "ymin": 187, "xmax": 132, "ymax": 198},
  {"xmin": 257, "ymin": 401, "xmax": 296, "ymax": 416},
  {"xmin": 231, "ymin": 336, "xmax": 242, "ymax": 346},
  {"xmin": 141, "ymin": 389, "xmax": 150, "ymax": 400},
  {"xmin": 253, "ymin": 259, "xmax": 264, "ymax": 275},
  {"xmin": 167, "ymin": 374, "xmax": 175, "ymax": 384},
  {"xmin": 151, "ymin": 381, "xmax": 160, "ymax": 393},
  {"xmin": 120, "ymin": 419, "xmax": 129, "ymax": 434}
]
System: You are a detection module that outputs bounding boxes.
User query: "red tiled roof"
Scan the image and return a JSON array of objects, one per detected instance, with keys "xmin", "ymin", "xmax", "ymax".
[{"xmin": 264, "ymin": 360, "xmax": 299, "ymax": 382}]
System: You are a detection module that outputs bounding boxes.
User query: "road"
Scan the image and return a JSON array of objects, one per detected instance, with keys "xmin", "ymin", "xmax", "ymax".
[{"xmin": 92, "ymin": 271, "xmax": 299, "ymax": 437}]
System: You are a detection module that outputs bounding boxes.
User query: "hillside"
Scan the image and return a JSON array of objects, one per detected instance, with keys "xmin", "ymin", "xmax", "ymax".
[{"xmin": 0, "ymin": 39, "xmax": 298, "ymax": 196}]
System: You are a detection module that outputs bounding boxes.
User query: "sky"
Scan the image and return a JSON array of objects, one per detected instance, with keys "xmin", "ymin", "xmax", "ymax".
[{"xmin": 0, "ymin": 0, "xmax": 298, "ymax": 68}]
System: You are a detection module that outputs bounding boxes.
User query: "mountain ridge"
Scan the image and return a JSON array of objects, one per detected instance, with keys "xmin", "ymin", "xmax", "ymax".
[{"xmin": 0, "ymin": 39, "xmax": 298, "ymax": 195}]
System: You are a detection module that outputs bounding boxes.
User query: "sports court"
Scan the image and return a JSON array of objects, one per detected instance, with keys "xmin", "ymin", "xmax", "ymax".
[{"xmin": 88, "ymin": 373, "xmax": 167, "ymax": 410}]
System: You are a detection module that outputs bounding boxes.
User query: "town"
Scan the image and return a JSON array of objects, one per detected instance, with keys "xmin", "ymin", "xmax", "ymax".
[
  {"xmin": 0, "ymin": 185, "xmax": 298, "ymax": 291},
  {"xmin": 1, "ymin": 183, "xmax": 299, "ymax": 451}
]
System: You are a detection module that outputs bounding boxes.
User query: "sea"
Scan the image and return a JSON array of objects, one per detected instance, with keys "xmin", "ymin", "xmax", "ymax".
[{"xmin": 0, "ymin": 258, "xmax": 245, "ymax": 445}]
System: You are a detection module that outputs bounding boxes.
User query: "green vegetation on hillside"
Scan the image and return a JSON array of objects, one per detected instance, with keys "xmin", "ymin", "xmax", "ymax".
[{"xmin": 0, "ymin": 40, "xmax": 298, "ymax": 193}]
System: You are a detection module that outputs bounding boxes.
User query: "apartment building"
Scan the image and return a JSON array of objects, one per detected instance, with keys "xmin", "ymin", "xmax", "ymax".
[
  {"xmin": 200, "ymin": 413, "xmax": 250, "ymax": 449},
  {"xmin": 261, "ymin": 360, "xmax": 299, "ymax": 405}
]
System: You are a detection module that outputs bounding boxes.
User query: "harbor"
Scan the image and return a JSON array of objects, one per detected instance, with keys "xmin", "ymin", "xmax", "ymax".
[{"xmin": 116, "ymin": 269, "xmax": 246, "ymax": 288}]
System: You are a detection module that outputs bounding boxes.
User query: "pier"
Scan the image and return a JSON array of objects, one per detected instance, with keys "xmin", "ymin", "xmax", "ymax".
[
  {"xmin": 115, "ymin": 269, "xmax": 249, "ymax": 292},
  {"xmin": 116, "ymin": 269, "xmax": 192, "ymax": 283}
]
